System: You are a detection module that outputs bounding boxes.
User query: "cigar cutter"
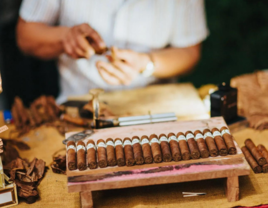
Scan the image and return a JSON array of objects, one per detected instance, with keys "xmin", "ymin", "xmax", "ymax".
[{"xmin": 62, "ymin": 129, "xmax": 94, "ymax": 144}]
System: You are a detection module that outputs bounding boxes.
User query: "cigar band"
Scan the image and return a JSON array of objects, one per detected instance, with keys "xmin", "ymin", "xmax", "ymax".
[
  {"xmin": 106, "ymin": 140, "xmax": 115, "ymax": 147},
  {"xmin": 186, "ymin": 133, "xmax": 194, "ymax": 141},
  {"xmin": 221, "ymin": 129, "xmax": 230, "ymax": 136},
  {"xmin": 168, "ymin": 136, "xmax": 177, "ymax": 142},
  {"xmin": 141, "ymin": 138, "xmax": 149, "ymax": 145},
  {"xmin": 178, "ymin": 135, "xmax": 186, "ymax": 141},
  {"xmin": 86, "ymin": 143, "xmax": 96, "ymax": 150},
  {"xmin": 150, "ymin": 138, "xmax": 160, "ymax": 144},
  {"xmin": 67, "ymin": 145, "xmax": 76, "ymax": 152},
  {"xmin": 132, "ymin": 138, "xmax": 140, "ymax": 145},
  {"xmin": 123, "ymin": 140, "xmax": 132, "ymax": 147},
  {"xmin": 213, "ymin": 131, "xmax": 221, "ymax": 137},
  {"xmin": 204, "ymin": 132, "xmax": 213, "ymax": 139},
  {"xmin": 160, "ymin": 136, "xmax": 168, "ymax": 142},
  {"xmin": 77, "ymin": 145, "xmax": 86, "ymax": 151},
  {"xmin": 195, "ymin": 133, "xmax": 204, "ymax": 141},
  {"xmin": 115, "ymin": 140, "xmax": 123, "ymax": 146},
  {"xmin": 97, "ymin": 142, "xmax": 106, "ymax": 148}
]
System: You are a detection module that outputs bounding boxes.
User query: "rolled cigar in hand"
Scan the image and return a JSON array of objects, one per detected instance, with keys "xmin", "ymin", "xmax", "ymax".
[
  {"xmin": 241, "ymin": 146, "xmax": 262, "ymax": 173},
  {"xmin": 86, "ymin": 140, "xmax": 97, "ymax": 169},
  {"xmin": 106, "ymin": 138, "xmax": 117, "ymax": 166},
  {"xmin": 132, "ymin": 136, "xmax": 144, "ymax": 165},
  {"xmin": 77, "ymin": 141, "xmax": 87, "ymax": 171},
  {"xmin": 114, "ymin": 138, "xmax": 125, "ymax": 166},
  {"xmin": 67, "ymin": 141, "xmax": 77, "ymax": 170},
  {"xmin": 194, "ymin": 130, "xmax": 209, "ymax": 158},
  {"xmin": 159, "ymin": 134, "xmax": 172, "ymax": 162},
  {"xmin": 211, "ymin": 128, "xmax": 228, "ymax": 156},
  {"xmin": 220, "ymin": 127, "xmax": 237, "ymax": 155},
  {"xmin": 141, "ymin": 135, "xmax": 153, "ymax": 164},
  {"xmin": 168, "ymin": 133, "xmax": 181, "ymax": 161},
  {"xmin": 185, "ymin": 131, "xmax": 200, "ymax": 159},
  {"xmin": 149, "ymin": 134, "xmax": 162, "ymax": 163},
  {"xmin": 245, "ymin": 139, "xmax": 266, "ymax": 166},
  {"xmin": 123, "ymin": 138, "xmax": 135, "ymax": 166},
  {"xmin": 203, "ymin": 129, "xmax": 218, "ymax": 157},
  {"xmin": 176, "ymin": 132, "xmax": 190, "ymax": 160},
  {"xmin": 97, "ymin": 139, "xmax": 107, "ymax": 168}
]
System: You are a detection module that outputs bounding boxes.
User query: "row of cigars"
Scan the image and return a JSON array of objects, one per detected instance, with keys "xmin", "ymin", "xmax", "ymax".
[
  {"xmin": 241, "ymin": 139, "xmax": 268, "ymax": 173},
  {"xmin": 67, "ymin": 126, "xmax": 237, "ymax": 171}
]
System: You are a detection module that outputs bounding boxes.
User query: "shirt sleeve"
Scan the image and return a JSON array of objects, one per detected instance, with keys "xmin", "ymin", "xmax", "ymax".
[
  {"xmin": 170, "ymin": 0, "xmax": 209, "ymax": 48},
  {"xmin": 19, "ymin": 0, "xmax": 60, "ymax": 25}
]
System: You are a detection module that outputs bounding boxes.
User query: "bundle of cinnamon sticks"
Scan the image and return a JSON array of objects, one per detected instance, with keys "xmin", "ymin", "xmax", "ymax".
[{"xmin": 241, "ymin": 139, "xmax": 268, "ymax": 173}]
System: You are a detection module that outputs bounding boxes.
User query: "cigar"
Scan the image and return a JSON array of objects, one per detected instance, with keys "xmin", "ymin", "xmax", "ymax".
[
  {"xmin": 149, "ymin": 134, "xmax": 162, "ymax": 163},
  {"xmin": 97, "ymin": 139, "xmax": 107, "ymax": 168},
  {"xmin": 211, "ymin": 128, "xmax": 228, "ymax": 156},
  {"xmin": 257, "ymin": 145, "xmax": 268, "ymax": 165},
  {"xmin": 141, "ymin": 136, "xmax": 153, "ymax": 164},
  {"xmin": 220, "ymin": 126, "xmax": 237, "ymax": 155},
  {"xmin": 262, "ymin": 164, "xmax": 268, "ymax": 173},
  {"xmin": 67, "ymin": 141, "xmax": 77, "ymax": 170},
  {"xmin": 106, "ymin": 138, "xmax": 117, "ymax": 166},
  {"xmin": 185, "ymin": 131, "xmax": 200, "ymax": 159},
  {"xmin": 123, "ymin": 138, "xmax": 135, "ymax": 166},
  {"xmin": 203, "ymin": 129, "xmax": 218, "ymax": 157},
  {"xmin": 114, "ymin": 138, "xmax": 125, "ymax": 166},
  {"xmin": 159, "ymin": 134, "xmax": 172, "ymax": 162},
  {"xmin": 168, "ymin": 133, "xmax": 181, "ymax": 161},
  {"xmin": 176, "ymin": 132, "xmax": 191, "ymax": 160},
  {"xmin": 86, "ymin": 140, "xmax": 97, "ymax": 169},
  {"xmin": 245, "ymin": 139, "xmax": 267, "ymax": 166},
  {"xmin": 132, "ymin": 136, "xmax": 144, "ymax": 165},
  {"xmin": 193, "ymin": 130, "xmax": 209, "ymax": 158},
  {"xmin": 241, "ymin": 146, "xmax": 262, "ymax": 173},
  {"xmin": 76, "ymin": 141, "xmax": 87, "ymax": 171}
]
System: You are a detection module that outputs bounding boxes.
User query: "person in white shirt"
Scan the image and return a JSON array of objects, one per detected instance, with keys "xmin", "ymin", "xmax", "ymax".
[{"xmin": 17, "ymin": 0, "xmax": 209, "ymax": 103}]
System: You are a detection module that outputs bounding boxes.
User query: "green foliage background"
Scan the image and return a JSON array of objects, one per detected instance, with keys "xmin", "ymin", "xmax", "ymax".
[{"xmin": 180, "ymin": 0, "xmax": 268, "ymax": 87}]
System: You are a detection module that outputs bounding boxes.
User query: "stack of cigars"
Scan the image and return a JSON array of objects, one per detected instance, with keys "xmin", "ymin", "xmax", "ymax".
[
  {"xmin": 66, "ymin": 126, "xmax": 237, "ymax": 171},
  {"xmin": 241, "ymin": 139, "xmax": 268, "ymax": 173}
]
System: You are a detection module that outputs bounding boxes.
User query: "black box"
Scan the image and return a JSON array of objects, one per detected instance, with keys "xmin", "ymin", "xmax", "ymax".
[{"xmin": 210, "ymin": 82, "xmax": 238, "ymax": 122}]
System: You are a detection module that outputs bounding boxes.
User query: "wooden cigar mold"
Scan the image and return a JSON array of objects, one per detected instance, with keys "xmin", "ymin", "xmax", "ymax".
[{"xmin": 66, "ymin": 118, "xmax": 251, "ymax": 206}]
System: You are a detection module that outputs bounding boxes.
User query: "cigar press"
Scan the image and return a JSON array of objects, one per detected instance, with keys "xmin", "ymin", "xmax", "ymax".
[{"xmin": 89, "ymin": 88, "xmax": 177, "ymax": 129}]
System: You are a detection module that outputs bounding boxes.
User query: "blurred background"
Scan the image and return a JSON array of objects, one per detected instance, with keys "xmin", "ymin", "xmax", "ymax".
[{"xmin": 0, "ymin": 0, "xmax": 268, "ymax": 110}]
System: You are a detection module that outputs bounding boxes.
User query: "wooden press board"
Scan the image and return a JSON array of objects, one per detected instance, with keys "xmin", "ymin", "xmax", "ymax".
[{"xmin": 66, "ymin": 117, "xmax": 250, "ymax": 207}]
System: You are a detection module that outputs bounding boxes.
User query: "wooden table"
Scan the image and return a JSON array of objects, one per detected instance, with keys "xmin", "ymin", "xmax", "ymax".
[{"xmin": 1, "ymin": 83, "xmax": 268, "ymax": 208}]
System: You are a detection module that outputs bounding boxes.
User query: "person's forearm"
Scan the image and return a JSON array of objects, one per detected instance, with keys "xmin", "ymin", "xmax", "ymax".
[
  {"xmin": 16, "ymin": 17, "xmax": 69, "ymax": 60},
  {"xmin": 150, "ymin": 44, "xmax": 201, "ymax": 78}
]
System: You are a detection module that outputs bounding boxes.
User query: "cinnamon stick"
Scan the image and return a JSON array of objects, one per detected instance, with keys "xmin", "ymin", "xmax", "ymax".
[
  {"xmin": 97, "ymin": 139, "xmax": 107, "ymax": 168},
  {"xmin": 185, "ymin": 131, "xmax": 200, "ymax": 159},
  {"xmin": 176, "ymin": 132, "xmax": 190, "ymax": 160},
  {"xmin": 106, "ymin": 138, "xmax": 117, "ymax": 166},
  {"xmin": 203, "ymin": 129, "xmax": 218, "ymax": 157},
  {"xmin": 211, "ymin": 128, "xmax": 228, "ymax": 156},
  {"xmin": 241, "ymin": 146, "xmax": 262, "ymax": 173},
  {"xmin": 141, "ymin": 135, "xmax": 153, "ymax": 164},
  {"xmin": 67, "ymin": 141, "xmax": 77, "ymax": 170},
  {"xmin": 86, "ymin": 140, "xmax": 97, "ymax": 169},
  {"xmin": 194, "ymin": 130, "xmax": 209, "ymax": 158},
  {"xmin": 114, "ymin": 138, "xmax": 125, "ymax": 166},
  {"xmin": 149, "ymin": 134, "xmax": 162, "ymax": 163},
  {"xmin": 77, "ymin": 141, "xmax": 87, "ymax": 171},
  {"xmin": 168, "ymin": 133, "xmax": 181, "ymax": 161},
  {"xmin": 123, "ymin": 138, "xmax": 135, "ymax": 166},
  {"xmin": 220, "ymin": 126, "xmax": 237, "ymax": 155},
  {"xmin": 245, "ymin": 139, "xmax": 266, "ymax": 166},
  {"xmin": 132, "ymin": 136, "xmax": 144, "ymax": 165},
  {"xmin": 159, "ymin": 134, "xmax": 172, "ymax": 162}
]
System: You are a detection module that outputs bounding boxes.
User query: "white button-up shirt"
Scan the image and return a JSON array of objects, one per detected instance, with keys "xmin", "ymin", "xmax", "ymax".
[{"xmin": 20, "ymin": 0, "xmax": 209, "ymax": 103}]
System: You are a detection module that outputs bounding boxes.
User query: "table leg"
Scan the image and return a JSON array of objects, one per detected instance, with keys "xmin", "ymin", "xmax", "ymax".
[
  {"xmin": 225, "ymin": 176, "xmax": 239, "ymax": 202},
  {"xmin": 80, "ymin": 191, "xmax": 93, "ymax": 208}
]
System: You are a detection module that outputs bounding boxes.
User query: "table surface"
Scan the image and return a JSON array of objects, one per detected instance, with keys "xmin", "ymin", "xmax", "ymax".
[{"xmin": 1, "ymin": 83, "xmax": 268, "ymax": 208}]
